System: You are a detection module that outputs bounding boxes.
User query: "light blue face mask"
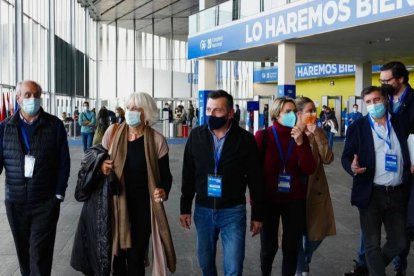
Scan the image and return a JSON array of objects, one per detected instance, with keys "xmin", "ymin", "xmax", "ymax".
[
  {"xmin": 367, "ymin": 103, "xmax": 386, "ymax": 119},
  {"xmin": 281, "ymin": 111, "xmax": 296, "ymax": 128},
  {"xmin": 22, "ymin": 98, "xmax": 41, "ymax": 116},
  {"xmin": 125, "ymin": 110, "xmax": 141, "ymax": 127}
]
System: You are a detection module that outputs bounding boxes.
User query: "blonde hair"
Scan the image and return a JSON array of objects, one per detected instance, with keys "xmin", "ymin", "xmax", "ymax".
[
  {"xmin": 125, "ymin": 92, "xmax": 159, "ymax": 125},
  {"xmin": 270, "ymin": 96, "xmax": 296, "ymax": 121}
]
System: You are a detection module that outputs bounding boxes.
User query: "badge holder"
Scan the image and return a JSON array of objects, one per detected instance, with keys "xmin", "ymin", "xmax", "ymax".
[
  {"xmin": 208, "ymin": 174, "xmax": 222, "ymax": 198},
  {"xmin": 385, "ymin": 149, "xmax": 398, "ymax": 172},
  {"xmin": 278, "ymin": 171, "xmax": 291, "ymax": 193},
  {"xmin": 24, "ymin": 155, "xmax": 36, "ymax": 178}
]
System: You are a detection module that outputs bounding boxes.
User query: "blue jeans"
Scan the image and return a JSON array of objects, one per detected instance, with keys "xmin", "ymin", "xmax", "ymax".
[
  {"xmin": 325, "ymin": 130, "xmax": 334, "ymax": 149},
  {"xmin": 194, "ymin": 204, "xmax": 246, "ymax": 276},
  {"xmin": 81, "ymin": 132, "xmax": 94, "ymax": 152},
  {"xmin": 296, "ymin": 235, "xmax": 322, "ymax": 273}
]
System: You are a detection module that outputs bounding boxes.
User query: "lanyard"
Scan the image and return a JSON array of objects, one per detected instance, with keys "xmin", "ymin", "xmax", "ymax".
[
  {"xmin": 213, "ymin": 138, "xmax": 225, "ymax": 175},
  {"xmin": 368, "ymin": 114, "xmax": 392, "ymax": 150},
  {"xmin": 271, "ymin": 126, "xmax": 294, "ymax": 173},
  {"xmin": 20, "ymin": 124, "xmax": 31, "ymax": 154},
  {"xmin": 389, "ymin": 86, "xmax": 409, "ymax": 114}
]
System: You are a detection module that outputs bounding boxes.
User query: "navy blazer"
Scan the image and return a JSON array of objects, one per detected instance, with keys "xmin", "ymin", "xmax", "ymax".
[{"xmin": 341, "ymin": 114, "xmax": 411, "ymax": 209}]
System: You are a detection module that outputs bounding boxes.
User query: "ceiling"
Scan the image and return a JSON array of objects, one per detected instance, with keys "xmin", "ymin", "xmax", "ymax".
[
  {"xmin": 78, "ymin": 1, "xmax": 414, "ymax": 65},
  {"xmin": 77, "ymin": 0, "xmax": 227, "ymax": 40}
]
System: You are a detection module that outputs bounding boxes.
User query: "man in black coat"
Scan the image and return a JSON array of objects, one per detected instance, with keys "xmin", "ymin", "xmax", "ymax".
[
  {"xmin": 380, "ymin": 61, "xmax": 414, "ymax": 276},
  {"xmin": 180, "ymin": 90, "xmax": 264, "ymax": 276},
  {"xmin": 0, "ymin": 80, "xmax": 70, "ymax": 276}
]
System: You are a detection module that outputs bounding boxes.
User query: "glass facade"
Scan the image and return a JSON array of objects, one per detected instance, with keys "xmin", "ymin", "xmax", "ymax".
[{"xmin": 0, "ymin": 0, "xmax": 256, "ymax": 117}]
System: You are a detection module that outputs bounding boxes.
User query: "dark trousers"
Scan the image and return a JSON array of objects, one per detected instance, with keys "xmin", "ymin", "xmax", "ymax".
[
  {"xmin": 358, "ymin": 187, "xmax": 408, "ymax": 276},
  {"xmin": 113, "ymin": 190, "xmax": 151, "ymax": 276},
  {"xmin": 260, "ymin": 200, "xmax": 305, "ymax": 276},
  {"xmin": 6, "ymin": 197, "xmax": 61, "ymax": 276}
]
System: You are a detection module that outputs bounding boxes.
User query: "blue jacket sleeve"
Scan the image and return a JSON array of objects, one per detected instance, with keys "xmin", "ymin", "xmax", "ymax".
[{"xmin": 56, "ymin": 120, "xmax": 71, "ymax": 197}]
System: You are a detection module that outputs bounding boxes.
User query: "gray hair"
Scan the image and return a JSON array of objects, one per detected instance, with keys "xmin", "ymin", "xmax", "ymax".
[
  {"xmin": 270, "ymin": 96, "xmax": 296, "ymax": 121},
  {"xmin": 125, "ymin": 92, "xmax": 159, "ymax": 125},
  {"xmin": 16, "ymin": 80, "xmax": 42, "ymax": 95}
]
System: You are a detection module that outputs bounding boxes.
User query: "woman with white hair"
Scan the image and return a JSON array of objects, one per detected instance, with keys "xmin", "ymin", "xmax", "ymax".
[
  {"xmin": 72, "ymin": 92, "xmax": 176, "ymax": 276},
  {"xmin": 103, "ymin": 92, "xmax": 176, "ymax": 275}
]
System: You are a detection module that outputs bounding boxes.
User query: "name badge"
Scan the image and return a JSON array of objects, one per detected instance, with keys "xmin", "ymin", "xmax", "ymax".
[
  {"xmin": 385, "ymin": 153, "xmax": 398, "ymax": 172},
  {"xmin": 24, "ymin": 155, "xmax": 36, "ymax": 178},
  {"xmin": 278, "ymin": 173, "xmax": 291, "ymax": 193},
  {"xmin": 207, "ymin": 175, "xmax": 222, "ymax": 198}
]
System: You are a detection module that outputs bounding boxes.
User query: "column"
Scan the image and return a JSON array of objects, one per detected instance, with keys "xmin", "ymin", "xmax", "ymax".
[
  {"xmin": 198, "ymin": 59, "xmax": 216, "ymax": 125},
  {"xmin": 15, "ymin": 0, "xmax": 23, "ymax": 82},
  {"xmin": 48, "ymin": 0, "xmax": 56, "ymax": 115},
  {"xmin": 277, "ymin": 43, "xmax": 296, "ymax": 98},
  {"xmin": 354, "ymin": 62, "xmax": 372, "ymax": 96}
]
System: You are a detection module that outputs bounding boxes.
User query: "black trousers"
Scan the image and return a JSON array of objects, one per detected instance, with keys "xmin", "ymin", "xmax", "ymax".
[
  {"xmin": 359, "ymin": 187, "xmax": 408, "ymax": 276},
  {"xmin": 113, "ymin": 191, "xmax": 151, "ymax": 276},
  {"xmin": 6, "ymin": 197, "xmax": 61, "ymax": 276},
  {"xmin": 260, "ymin": 200, "xmax": 305, "ymax": 276}
]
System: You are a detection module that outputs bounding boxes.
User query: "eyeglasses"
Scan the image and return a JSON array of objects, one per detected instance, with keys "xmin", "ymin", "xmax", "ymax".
[{"xmin": 379, "ymin": 77, "xmax": 395, "ymax": 84}]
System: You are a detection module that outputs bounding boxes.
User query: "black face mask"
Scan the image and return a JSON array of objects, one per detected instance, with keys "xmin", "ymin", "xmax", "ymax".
[
  {"xmin": 207, "ymin": 115, "xmax": 228, "ymax": 130},
  {"xmin": 381, "ymin": 84, "xmax": 396, "ymax": 96}
]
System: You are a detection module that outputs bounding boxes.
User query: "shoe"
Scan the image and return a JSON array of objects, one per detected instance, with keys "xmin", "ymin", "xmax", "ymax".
[
  {"xmin": 395, "ymin": 267, "xmax": 406, "ymax": 276},
  {"xmin": 343, "ymin": 260, "xmax": 369, "ymax": 276}
]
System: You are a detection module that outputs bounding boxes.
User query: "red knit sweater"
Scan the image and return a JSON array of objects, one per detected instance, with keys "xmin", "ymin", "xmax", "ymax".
[{"xmin": 255, "ymin": 122, "xmax": 317, "ymax": 203}]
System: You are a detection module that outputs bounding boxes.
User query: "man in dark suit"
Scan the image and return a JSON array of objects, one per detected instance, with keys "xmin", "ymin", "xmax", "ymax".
[{"xmin": 342, "ymin": 86, "xmax": 411, "ymax": 276}]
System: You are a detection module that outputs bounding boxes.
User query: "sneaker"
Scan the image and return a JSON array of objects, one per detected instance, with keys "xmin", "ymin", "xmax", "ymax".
[
  {"xmin": 395, "ymin": 267, "xmax": 406, "ymax": 276},
  {"xmin": 343, "ymin": 260, "xmax": 369, "ymax": 276}
]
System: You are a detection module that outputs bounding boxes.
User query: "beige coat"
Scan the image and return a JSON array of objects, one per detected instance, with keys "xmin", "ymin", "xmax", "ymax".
[{"xmin": 306, "ymin": 127, "xmax": 336, "ymax": 241}]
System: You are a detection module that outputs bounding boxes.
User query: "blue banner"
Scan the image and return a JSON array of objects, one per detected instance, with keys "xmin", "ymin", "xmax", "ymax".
[
  {"xmin": 189, "ymin": 0, "xmax": 414, "ymax": 59},
  {"xmin": 254, "ymin": 64, "xmax": 382, "ymax": 83}
]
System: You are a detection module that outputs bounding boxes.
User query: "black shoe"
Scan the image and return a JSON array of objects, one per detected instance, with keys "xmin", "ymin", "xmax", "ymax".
[
  {"xmin": 395, "ymin": 267, "xmax": 406, "ymax": 276},
  {"xmin": 343, "ymin": 260, "xmax": 369, "ymax": 276}
]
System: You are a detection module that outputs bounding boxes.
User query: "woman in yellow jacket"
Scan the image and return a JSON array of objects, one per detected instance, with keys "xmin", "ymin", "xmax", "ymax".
[{"xmin": 295, "ymin": 97, "xmax": 336, "ymax": 276}]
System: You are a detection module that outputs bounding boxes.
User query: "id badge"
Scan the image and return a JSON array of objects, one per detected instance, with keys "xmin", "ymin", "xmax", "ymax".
[
  {"xmin": 385, "ymin": 153, "xmax": 398, "ymax": 172},
  {"xmin": 24, "ymin": 155, "xmax": 36, "ymax": 178},
  {"xmin": 278, "ymin": 173, "xmax": 291, "ymax": 193},
  {"xmin": 207, "ymin": 175, "xmax": 222, "ymax": 198}
]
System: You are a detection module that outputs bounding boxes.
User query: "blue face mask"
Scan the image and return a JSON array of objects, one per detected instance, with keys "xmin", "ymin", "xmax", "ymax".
[
  {"xmin": 125, "ymin": 110, "xmax": 141, "ymax": 127},
  {"xmin": 207, "ymin": 115, "xmax": 228, "ymax": 130},
  {"xmin": 280, "ymin": 111, "xmax": 296, "ymax": 128},
  {"xmin": 22, "ymin": 98, "xmax": 41, "ymax": 116},
  {"xmin": 367, "ymin": 103, "xmax": 386, "ymax": 119}
]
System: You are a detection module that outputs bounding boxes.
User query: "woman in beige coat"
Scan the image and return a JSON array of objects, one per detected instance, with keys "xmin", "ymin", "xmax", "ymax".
[{"xmin": 295, "ymin": 97, "xmax": 336, "ymax": 276}]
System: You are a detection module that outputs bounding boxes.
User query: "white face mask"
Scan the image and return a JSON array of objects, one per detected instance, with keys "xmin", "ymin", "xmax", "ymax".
[
  {"xmin": 125, "ymin": 110, "xmax": 141, "ymax": 127},
  {"xmin": 83, "ymin": 106, "xmax": 89, "ymax": 112},
  {"xmin": 353, "ymin": 108, "xmax": 357, "ymax": 112}
]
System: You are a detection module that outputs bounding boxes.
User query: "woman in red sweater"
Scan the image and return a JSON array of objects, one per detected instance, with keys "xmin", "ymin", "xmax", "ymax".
[{"xmin": 255, "ymin": 97, "xmax": 316, "ymax": 276}]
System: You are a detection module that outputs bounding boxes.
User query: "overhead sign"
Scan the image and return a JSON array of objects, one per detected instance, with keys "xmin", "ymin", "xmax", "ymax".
[
  {"xmin": 254, "ymin": 64, "xmax": 382, "ymax": 83},
  {"xmin": 188, "ymin": 0, "xmax": 414, "ymax": 59}
]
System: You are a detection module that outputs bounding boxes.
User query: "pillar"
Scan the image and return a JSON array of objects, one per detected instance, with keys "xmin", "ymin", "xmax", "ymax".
[
  {"xmin": 277, "ymin": 43, "xmax": 296, "ymax": 98},
  {"xmin": 198, "ymin": 59, "xmax": 216, "ymax": 125}
]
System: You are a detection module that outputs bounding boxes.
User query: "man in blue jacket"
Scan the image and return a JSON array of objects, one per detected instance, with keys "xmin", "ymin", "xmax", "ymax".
[
  {"xmin": 342, "ymin": 86, "xmax": 411, "ymax": 276},
  {"xmin": 180, "ymin": 90, "xmax": 264, "ymax": 276},
  {"xmin": 0, "ymin": 80, "xmax": 70, "ymax": 276}
]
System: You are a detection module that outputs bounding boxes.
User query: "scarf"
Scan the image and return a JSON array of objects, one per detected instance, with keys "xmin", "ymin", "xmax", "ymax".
[{"xmin": 109, "ymin": 123, "xmax": 176, "ymax": 274}]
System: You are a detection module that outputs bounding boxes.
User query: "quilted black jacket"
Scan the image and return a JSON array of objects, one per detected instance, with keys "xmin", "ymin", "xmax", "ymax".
[{"xmin": 71, "ymin": 144, "xmax": 116, "ymax": 276}]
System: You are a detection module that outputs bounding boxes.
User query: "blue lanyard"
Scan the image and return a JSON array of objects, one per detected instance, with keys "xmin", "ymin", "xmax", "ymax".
[
  {"xmin": 213, "ymin": 139, "xmax": 224, "ymax": 175},
  {"xmin": 389, "ymin": 86, "xmax": 409, "ymax": 113},
  {"xmin": 368, "ymin": 114, "xmax": 392, "ymax": 150},
  {"xmin": 20, "ymin": 124, "xmax": 31, "ymax": 154},
  {"xmin": 271, "ymin": 126, "xmax": 294, "ymax": 173}
]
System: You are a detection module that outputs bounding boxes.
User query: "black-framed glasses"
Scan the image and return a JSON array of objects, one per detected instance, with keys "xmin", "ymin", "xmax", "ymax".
[{"xmin": 379, "ymin": 77, "xmax": 395, "ymax": 84}]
